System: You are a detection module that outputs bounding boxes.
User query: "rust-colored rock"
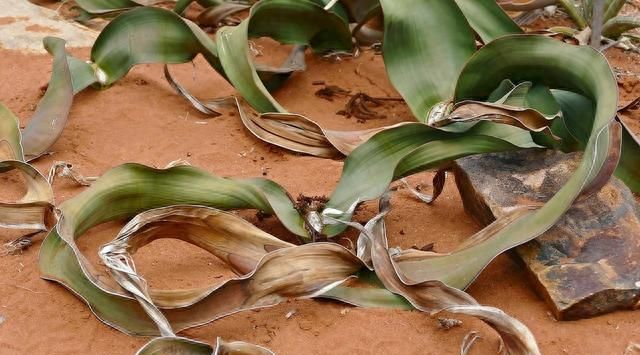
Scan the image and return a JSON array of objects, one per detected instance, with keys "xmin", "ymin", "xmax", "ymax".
[{"xmin": 453, "ymin": 150, "xmax": 640, "ymax": 320}]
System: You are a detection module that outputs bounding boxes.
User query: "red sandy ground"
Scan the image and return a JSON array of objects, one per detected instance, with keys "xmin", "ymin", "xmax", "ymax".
[{"xmin": 1, "ymin": 14, "xmax": 640, "ymax": 355}]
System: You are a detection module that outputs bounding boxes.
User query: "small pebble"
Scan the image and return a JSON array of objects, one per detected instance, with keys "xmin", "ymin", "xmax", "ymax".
[{"xmin": 437, "ymin": 317, "xmax": 462, "ymax": 330}]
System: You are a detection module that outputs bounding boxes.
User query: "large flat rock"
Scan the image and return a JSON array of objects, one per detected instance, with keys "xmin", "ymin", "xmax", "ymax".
[
  {"xmin": 453, "ymin": 150, "xmax": 640, "ymax": 320},
  {"xmin": 0, "ymin": 1, "xmax": 96, "ymax": 53}
]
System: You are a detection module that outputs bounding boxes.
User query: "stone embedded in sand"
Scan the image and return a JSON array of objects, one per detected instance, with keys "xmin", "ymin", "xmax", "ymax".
[
  {"xmin": 453, "ymin": 149, "xmax": 640, "ymax": 320},
  {"xmin": 0, "ymin": 1, "xmax": 96, "ymax": 53}
]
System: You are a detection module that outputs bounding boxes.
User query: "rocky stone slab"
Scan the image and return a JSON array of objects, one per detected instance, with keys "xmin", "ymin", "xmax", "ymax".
[
  {"xmin": 453, "ymin": 149, "xmax": 640, "ymax": 320},
  {"xmin": 0, "ymin": 1, "xmax": 96, "ymax": 53}
]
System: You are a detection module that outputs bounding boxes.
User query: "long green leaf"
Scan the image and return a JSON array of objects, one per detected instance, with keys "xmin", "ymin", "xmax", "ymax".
[
  {"xmin": 74, "ymin": 0, "xmax": 148, "ymax": 14},
  {"xmin": 379, "ymin": 0, "xmax": 476, "ymax": 121},
  {"xmin": 91, "ymin": 7, "xmax": 223, "ymax": 85},
  {"xmin": 21, "ymin": 38, "xmax": 78, "ymax": 160},
  {"xmin": 324, "ymin": 122, "xmax": 538, "ymax": 236},
  {"xmin": 215, "ymin": 0, "xmax": 351, "ymax": 113},
  {"xmin": 453, "ymin": 0, "xmax": 523, "ymax": 42},
  {"xmin": 602, "ymin": 16, "xmax": 640, "ymax": 38}
]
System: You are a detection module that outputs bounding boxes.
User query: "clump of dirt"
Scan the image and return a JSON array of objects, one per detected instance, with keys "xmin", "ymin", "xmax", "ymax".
[
  {"xmin": 255, "ymin": 210, "xmax": 273, "ymax": 222},
  {"xmin": 294, "ymin": 194, "xmax": 329, "ymax": 215}
]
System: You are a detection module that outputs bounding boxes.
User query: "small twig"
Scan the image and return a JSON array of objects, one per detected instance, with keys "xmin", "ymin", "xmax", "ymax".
[
  {"xmin": 338, "ymin": 93, "xmax": 386, "ymax": 121},
  {"xmin": 313, "ymin": 84, "xmax": 403, "ymax": 122},
  {"xmin": 0, "ymin": 283, "xmax": 45, "ymax": 294},
  {"xmin": 336, "ymin": 93, "xmax": 404, "ymax": 122},
  {"xmin": 619, "ymin": 95, "xmax": 640, "ymax": 112},
  {"xmin": 322, "ymin": 47, "xmax": 361, "ymax": 61},
  {"xmin": 600, "ymin": 37, "xmax": 624, "ymax": 52},
  {"xmin": 314, "ymin": 85, "xmax": 351, "ymax": 101}
]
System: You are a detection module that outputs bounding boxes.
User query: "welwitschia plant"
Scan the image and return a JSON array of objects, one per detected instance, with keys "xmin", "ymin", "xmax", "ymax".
[{"xmin": 2, "ymin": 1, "xmax": 639, "ymax": 354}]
